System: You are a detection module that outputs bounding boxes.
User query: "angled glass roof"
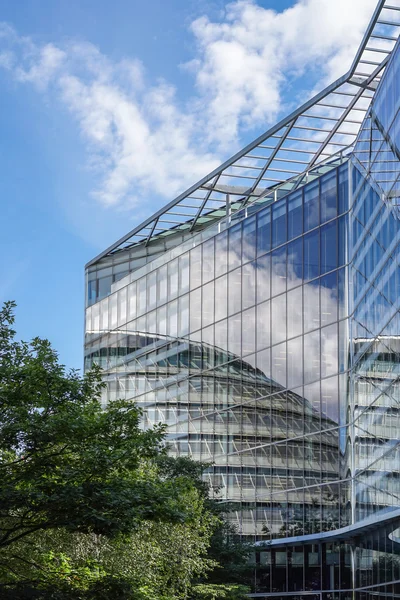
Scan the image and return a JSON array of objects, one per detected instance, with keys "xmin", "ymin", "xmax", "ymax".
[{"xmin": 87, "ymin": 0, "xmax": 400, "ymax": 268}]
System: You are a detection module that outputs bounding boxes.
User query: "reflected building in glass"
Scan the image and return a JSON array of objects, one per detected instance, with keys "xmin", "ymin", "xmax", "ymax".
[{"xmin": 85, "ymin": 3, "xmax": 400, "ymax": 598}]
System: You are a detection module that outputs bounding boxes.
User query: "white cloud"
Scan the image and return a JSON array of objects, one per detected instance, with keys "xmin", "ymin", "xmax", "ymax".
[
  {"xmin": 0, "ymin": 0, "xmax": 378, "ymax": 208},
  {"xmin": 188, "ymin": 0, "xmax": 377, "ymax": 146}
]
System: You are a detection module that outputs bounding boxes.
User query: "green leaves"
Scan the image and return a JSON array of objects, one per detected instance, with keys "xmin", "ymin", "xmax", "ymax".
[{"xmin": 0, "ymin": 303, "xmax": 252, "ymax": 598}]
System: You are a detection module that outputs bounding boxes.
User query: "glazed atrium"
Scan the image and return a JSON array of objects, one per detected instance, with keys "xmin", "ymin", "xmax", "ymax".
[{"xmin": 85, "ymin": 1, "xmax": 400, "ymax": 597}]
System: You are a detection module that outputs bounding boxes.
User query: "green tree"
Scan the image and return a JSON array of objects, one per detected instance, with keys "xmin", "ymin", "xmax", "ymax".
[{"xmin": 0, "ymin": 302, "xmax": 251, "ymax": 598}]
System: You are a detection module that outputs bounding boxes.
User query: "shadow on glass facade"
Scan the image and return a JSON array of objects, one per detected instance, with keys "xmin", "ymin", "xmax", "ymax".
[{"xmin": 85, "ymin": 11, "xmax": 400, "ymax": 599}]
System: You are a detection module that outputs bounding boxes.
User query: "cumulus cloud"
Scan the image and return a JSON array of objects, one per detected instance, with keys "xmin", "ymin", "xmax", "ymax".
[
  {"xmin": 188, "ymin": 0, "xmax": 377, "ymax": 146},
  {"xmin": 0, "ymin": 0, "xmax": 377, "ymax": 208}
]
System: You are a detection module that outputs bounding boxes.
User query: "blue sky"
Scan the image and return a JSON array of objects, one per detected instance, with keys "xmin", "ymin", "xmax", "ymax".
[{"xmin": 0, "ymin": 0, "xmax": 377, "ymax": 369}]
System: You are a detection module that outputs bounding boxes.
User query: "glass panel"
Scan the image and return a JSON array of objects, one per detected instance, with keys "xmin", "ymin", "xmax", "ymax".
[
  {"xmin": 215, "ymin": 230, "xmax": 228, "ymax": 277},
  {"xmin": 257, "ymin": 254, "xmax": 270, "ymax": 303},
  {"xmin": 271, "ymin": 247, "xmax": 287, "ymax": 297},
  {"xmin": 320, "ymin": 170, "xmax": 337, "ymax": 223},
  {"xmin": 288, "ymin": 189, "xmax": 303, "ymax": 240},
  {"xmin": 304, "ymin": 229, "xmax": 320, "ymax": 281},
  {"xmin": 243, "ymin": 215, "xmax": 256, "ymax": 263},
  {"xmin": 287, "ymin": 237, "xmax": 303, "ymax": 289},
  {"xmin": 271, "ymin": 294, "xmax": 286, "ymax": 345},
  {"xmin": 215, "ymin": 274, "xmax": 228, "ymax": 322},
  {"xmin": 257, "ymin": 207, "xmax": 271, "ymax": 256},
  {"xmin": 304, "ymin": 180, "xmax": 319, "ymax": 231},
  {"xmin": 157, "ymin": 264, "xmax": 168, "ymax": 305},
  {"xmin": 228, "ymin": 268, "xmax": 242, "ymax": 315},
  {"xmin": 202, "ymin": 239, "xmax": 214, "ymax": 285},
  {"xmin": 320, "ymin": 220, "xmax": 337, "ymax": 274},
  {"xmin": 272, "ymin": 199, "xmax": 287, "ymax": 248},
  {"xmin": 148, "ymin": 271, "xmax": 157, "ymax": 309},
  {"xmin": 257, "ymin": 300, "xmax": 270, "ymax": 351},
  {"xmin": 228, "ymin": 222, "xmax": 242, "ymax": 271},
  {"xmin": 168, "ymin": 259, "xmax": 179, "ymax": 300},
  {"xmin": 242, "ymin": 261, "xmax": 256, "ymax": 310},
  {"xmin": 98, "ymin": 276, "xmax": 112, "ymax": 301},
  {"xmin": 179, "ymin": 253, "xmax": 190, "ymax": 294},
  {"xmin": 287, "ymin": 286, "xmax": 303, "ymax": 339},
  {"xmin": 190, "ymin": 246, "xmax": 202, "ymax": 290},
  {"xmin": 202, "ymin": 281, "xmax": 214, "ymax": 328},
  {"xmin": 190, "ymin": 288, "xmax": 201, "ymax": 332}
]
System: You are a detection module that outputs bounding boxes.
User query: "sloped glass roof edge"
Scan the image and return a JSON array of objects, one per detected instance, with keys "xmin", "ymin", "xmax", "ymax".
[{"xmin": 87, "ymin": 0, "xmax": 400, "ymax": 268}]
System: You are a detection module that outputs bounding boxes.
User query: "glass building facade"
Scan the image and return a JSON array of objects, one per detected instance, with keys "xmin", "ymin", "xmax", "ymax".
[{"xmin": 85, "ymin": 8, "xmax": 400, "ymax": 599}]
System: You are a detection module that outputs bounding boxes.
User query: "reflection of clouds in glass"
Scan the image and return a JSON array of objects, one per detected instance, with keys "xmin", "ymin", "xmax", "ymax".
[{"xmin": 225, "ymin": 238, "xmax": 342, "ymax": 421}]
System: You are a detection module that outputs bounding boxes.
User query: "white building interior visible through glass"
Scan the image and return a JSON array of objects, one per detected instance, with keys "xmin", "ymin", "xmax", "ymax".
[{"xmin": 85, "ymin": 1, "xmax": 400, "ymax": 597}]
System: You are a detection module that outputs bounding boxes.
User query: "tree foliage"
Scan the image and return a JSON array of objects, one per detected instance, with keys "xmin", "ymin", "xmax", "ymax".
[{"xmin": 0, "ymin": 302, "xmax": 251, "ymax": 598}]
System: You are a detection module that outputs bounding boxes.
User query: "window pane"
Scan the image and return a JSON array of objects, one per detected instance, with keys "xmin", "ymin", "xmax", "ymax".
[
  {"xmin": 287, "ymin": 238, "xmax": 303, "ymax": 289},
  {"xmin": 215, "ymin": 274, "xmax": 228, "ymax": 322},
  {"xmin": 288, "ymin": 190, "xmax": 303, "ymax": 240},
  {"xmin": 228, "ymin": 223, "xmax": 242, "ymax": 271},
  {"xmin": 202, "ymin": 239, "xmax": 214, "ymax": 284},
  {"xmin": 272, "ymin": 200, "xmax": 287, "ymax": 248},
  {"xmin": 257, "ymin": 208, "xmax": 271, "ymax": 256},
  {"xmin": 304, "ymin": 229, "xmax": 320, "ymax": 281},
  {"xmin": 320, "ymin": 171, "xmax": 337, "ymax": 223},
  {"xmin": 215, "ymin": 231, "xmax": 228, "ymax": 277},
  {"xmin": 271, "ymin": 294, "xmax": 286, "ymax": 345},
  {"xmin": 320, "ymin": 221, "xmax": 337, "ymax": 274},
  {"xmin": 168, "ymin": 260, "xmax": 179, "ymax": 299},
  {"xmin": 256, "ymin": 254, "xmax": 270, "ymax": 303},
  {"xmin": 304, "ymin": 181, "xmax": 319, "ymax": 231},
  {"xmin": 243, "ymin": 215, "xmax": 256, "ymax": 263},
  {"xmin": 271, "ymin": 247, "xmax": 287, "ymax": 297}
]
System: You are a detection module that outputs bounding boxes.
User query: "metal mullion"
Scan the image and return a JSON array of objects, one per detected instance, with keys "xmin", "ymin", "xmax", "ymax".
[
  {"xmin": 365, "ymin": 45, "xmax": 391, "ymax": 53},
  {"xmin": 331, "ymin": 90, "xmax": 359, "ymax": 97},
  {"xmin": 308, "ymin": 57, "xmax": 389, "ymax": 169},
  {"xmin": 248, "ymin": 119, "xmax": 297, "ymax": 194},
  {"xmin": 376, "ymin": 18, "xmax": 400, "ymax": 25},
  {"xmin": 144, "ymin": 218, "xmax": 160, "ymax": 246},
  {"xmin": 231, "ymin": 163, "xmax": 264, "ymax": 171},
  {"xmin": 285, "ymin": 135, "xmax": 342, "ymax": 145},
  {"xmin": 219, "ymin": 172, "xmax": 258, "ymax": 180},
  {"xmin": 294, "ymin": 124, "xmax": 333, "ymax": 133},
  {"xmin": 303, "ymin": 114, "xmax": 343, "ymax": 122},
  {"xmin": 245, "ymin": 154, "xmax": 272, "ymax": 161},
  {"xmin": 359, "ymin": 59, "xmax": 382, "ymax": 66},
  {"xmin": 188, "ymin": 174, "xmax": 221, "ymax": 232},
  {"xmin": 371, "ymin": 33, "xmax": 398, "ymax": 41},
  {"xmin": 259, "ymin": 177, "xmax": 285, "ymax": 183},
  {"xmin": 268, "ymin": 157, "xmax": 309, "ymax": 165},
  {"xmin": 354, "ymin": 70, "xmax": 381, "ymax": 77},
  {"xmin": 275, "ymin": 146, "xmax": 316, "ymax": 155},
  {"xmin": 264, "ymin": 167, "xmax": 303, "ymax": 175},
  {"xmin": 167, "ymin": 211, "xmax": 198, "ymax": 217}
]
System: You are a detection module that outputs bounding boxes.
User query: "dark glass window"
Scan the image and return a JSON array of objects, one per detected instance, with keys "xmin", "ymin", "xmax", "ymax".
[
  {"xmin": 243, "ymin": 215, "xmax": 256, "ymax": 262},
  {"xmin": 88, "ymin": 280, "xmax": 97, "ymax": 305},
  {"xmin": 304, "ymin": 181, "xmax": 319, "ymax": 231},
  {"xmin": 320, "ymin": 171, "xmax": 337, "ymax": 223},
  {"xmin": 98, "ymin": 276, "xmax": 113, "ymax": 301},
  {"xmin": 338, "ymin": 164, "xmax": 349, "ymax": 215},
  {"xmin": 257, "ymin": 208, "xmax": 271, "ymax": 256},
  {"xmin": 272, "ymin": 200, "xmax": 287, "ymax": 248},
  {"xmin": 287, "ymin": 237, "xmax": 303, "ymax": 286},
  {"xmin": 321, "ymin": 221, "xmax": 337, "ymax": 274},
  {"xmin": 304, "ymin": 229, "xmax": 320, "ymax": 280},
  {"xmin": 288, "ymin": 190, "xmax": 303, "ymax": 240},
  {"xmin": 338, "ymin": 215, "xmax": 347, "ymax": 267}
]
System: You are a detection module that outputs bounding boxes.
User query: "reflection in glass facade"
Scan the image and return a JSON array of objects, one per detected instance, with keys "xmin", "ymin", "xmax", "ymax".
[{"xmin": 85, "ymin": 17, "xmax": 400, "ymax": 600}]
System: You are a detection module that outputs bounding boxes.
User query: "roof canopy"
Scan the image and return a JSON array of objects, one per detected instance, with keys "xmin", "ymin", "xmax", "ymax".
[{"xmin": 88, "ymin": 0, "xmax": 400, "ymax": 268}]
